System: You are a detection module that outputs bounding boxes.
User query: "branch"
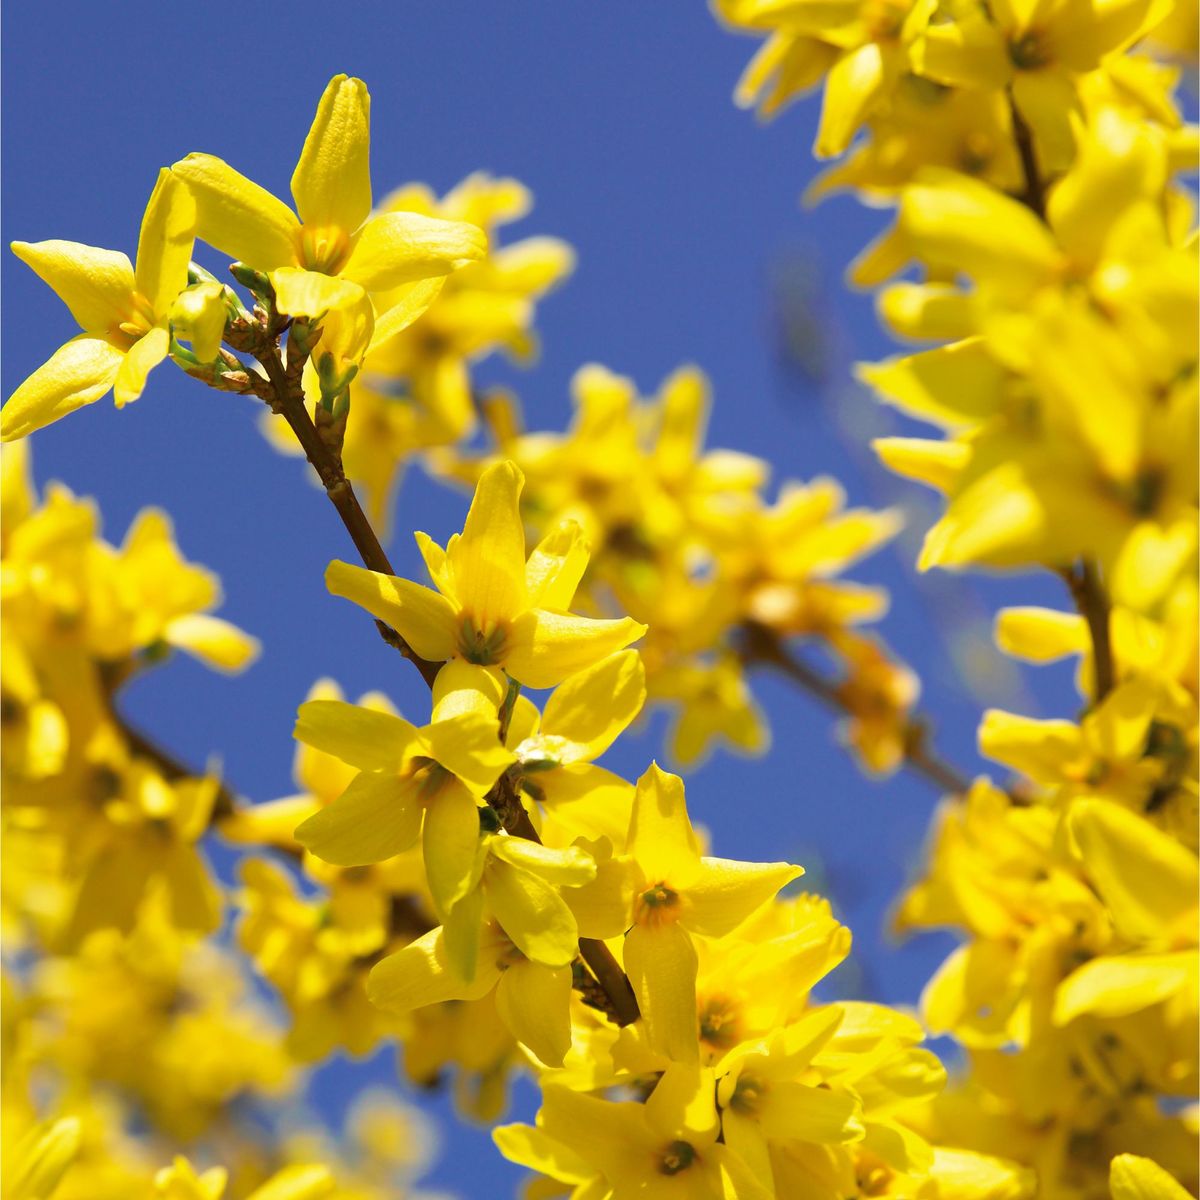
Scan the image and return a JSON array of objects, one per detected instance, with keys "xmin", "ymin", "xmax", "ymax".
[
  {"xmin": 1060, "ymin": 560, "xmax": 1116, "ymax": 704},
  {"xmin": 739, "ymin": 621, "xmax": 974, "ymax": 799},
  {"xmin": 1008, "ymin": 92, "xmax": 1046, "ymax": 218},
  {"xmin": 250, "ymin": 328, "xmax": 442, "ymax": 689}
]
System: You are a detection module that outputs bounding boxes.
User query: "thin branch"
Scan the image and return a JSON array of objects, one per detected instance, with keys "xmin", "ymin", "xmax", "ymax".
[
  {"xmin": 739, "ymin": 621, "xmax": 974, "ymax": 799},
  {"xmin": 1060, "ymin": 560, "xmax": 1116, "ymax": 704},
  {"xmin": 1008, "ymin": 92, "xmax": 1046, "ymax": 218},
  {"xmin": 250, "ymin": 332, "xmax": 442, "ymax": 690}
]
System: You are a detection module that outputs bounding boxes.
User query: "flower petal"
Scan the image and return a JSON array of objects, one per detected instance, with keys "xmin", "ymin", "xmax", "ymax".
[
  {"xmin": 135, "ymin": 168, "xmax": 196, "ymax": 319},
  {"xmin": 541, "ymin": 650, "xmax": 646, "ymax": 763},
  {"xmin": 684, "ymin": 857, "xmax": 803, "ymax": 938},
  {"xmin": 496, "ymin": 960, "xmax": 573, "ymax": 1067},
  {"xmin": 624, "ymin": 922, "xmax": 699, "ymax": 1063},
  {"xmin": 1, "ymin": 335, "xmax": 124, "ymax": 441},
  {"xmin": 291, "ymin": 75, "xmax": 372, "ymax": 235},
  {"xmin": 294, "ymin": 770, "xmax": 422, "ymax": 866},
  {"xmin": 422, "ymin": 710, "xmax": 514, "ymax": 796},
  {"xmin": 294, "ymin": 698, "xmax": 420, "ymax": 772},
  {"xmin": 628, "ymin": 763, "xmax": 702, "ymax": 887},
  {"xmin": 505, "ymin": 610, "xmax": 647, "ymax": 690},
  {"xmin": 447, "ymin": 460, "xmax": 529, "ymax": 633},
  {"xmin": 112, "ymin": 326, "xmax": 169, "ymax": 407},
  {"xmin": 342, "ymin": 211, "xmax": 487, "ymax": 292},
  {"xmin": 163, "ymin": 613, "xmax": 260, "ymax": 673},
  {"xmin": 485, "ymin": 860, "xmax": 580, "ymax": 968},
  {"xmin": 325, "ymin": 560, "xmax": 458, "ymax": 662},
  {"xmin": 171, "ymin": 154, "xmax": 300, "ymax": 271},
  {"xmin": 368, "ymin": 927, "xmax": 498, "ymax": 1011},
  {"xmin": 423, "ymin": 779, "xmax": 484, "ymax": 917},
  {"xmin": 271, "ymin": 267, "xmax": 366, "ymax": 321},
  {"xmin": 10, "ymin": 239, "xmax": 134, "ymax": 334}
]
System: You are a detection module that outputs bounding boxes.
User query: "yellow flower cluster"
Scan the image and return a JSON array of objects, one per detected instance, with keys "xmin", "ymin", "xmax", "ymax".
[
  {"xmin": 442, "ymin": 363, "xmax": 920, "ymax": 772},
  {"xmin": 4, "ymin": 48, "xmax": 1195, "ymax": 1199},
  {"xmin": 714, "ymin": 0, "xmax": 1198, "ymax": 1191}
]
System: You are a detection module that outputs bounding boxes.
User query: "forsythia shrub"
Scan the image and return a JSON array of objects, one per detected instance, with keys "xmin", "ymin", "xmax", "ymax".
[{"xmin": 1, "ymin": 5, "xmax": 1195, "ymax": 1196}]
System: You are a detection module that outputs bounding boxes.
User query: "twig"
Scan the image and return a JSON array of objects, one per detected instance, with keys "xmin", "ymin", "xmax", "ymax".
[
  {"xmin": 739, "ymin": 621, "xmax": 974, "ymax": 799},
  {"xmin": 251, "ymin": 332, "xmax": 442, "ymax": 690},
  {"xmin": 1060, "ymin": 560, "xmax": 1116, "ymax": 704},
  {"xmin": 1008, "ymin": 92, "xmax": 1046, "ymax": 218}
]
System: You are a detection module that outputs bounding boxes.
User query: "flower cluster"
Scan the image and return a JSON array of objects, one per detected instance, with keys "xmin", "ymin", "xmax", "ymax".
[{"xmin": 715, "ymin": 0, "xmax": 1199, "ymax": 1190}]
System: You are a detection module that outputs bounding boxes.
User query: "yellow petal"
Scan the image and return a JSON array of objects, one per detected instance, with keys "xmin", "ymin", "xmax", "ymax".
[
  {"xmin": 857, "ymin": 339, "xmax": 1006, "ymax": 428},
  {"xmin": 760, "ymin": 1082, "xmax": 863, "ymax": 1143},
  {"xmin": 325, "ymin": 560, "xmax": 458, "ymax": 662},
  {"xmin": 135, "ymin": 168, "xmax": 197, "ymax": 318},
  {"xmin": 993, "ymin": 607, "xmax": 1088, "ymax": 662},
  {"xmin": 423, "ymin": 780, "xmax": 484, "ymax": 917},
  {"xmin": 271, "ymin": 266, "xmax": 365, "ymax": 322},
  {"xmin": 644, "ymin": 1062, "xmax": 720, "ymax": 1144},
  {"xmin": 422, "ymin": 710, "xmax": 514, "ymax": 796},
  {"xmin": 1054, "ymin": 952, "xmax": 1196, "ymax": 1025},
  {"xmin": 342, "ymin": 211, "xmax": 488, "ymax": 292},
  {"xmin": 164, "ymin": 613, "xmax": 260, "ymax": 672},
  {"xmin": 246, "ymin": 1164, "xmax": 336, "ymax": 1200},
  {"xmin": 448, "ymin": 460, "xmax": 529, "ymax": 632},
  {"xmin": 370, "ymin": 276, "xmax": 447, "ymax": 348},
  {"xmin": 505, "ymin": 610, "xmax": 647, "ymax": 690},
  {"xmin": 1012, "ymin": 69, "xmax": 1079, "ymax": 172},
  {"xmin": 171, "ymin": 154, "xmax": 300, "ymax": 271},
  {"xmin": 628, "ymin": 763, "xmax": 702, "ymax": 887},
  {"xmin": 4, "ymin": 1118, "xmax": 82, "ymax": 1200},
  {"xmin": 2, "ymin": 334, "xmax": 124, "ymax": 441},
  {"xmin": 294, "ymin": 698, "xmax": 420, "ymax": 772},
  {"xmin": 496, "ymin": 960, "xmax": 573, "ymax": 1067},
  {"xmin": 368, "ymin": 928, "xmax": 497, "ymax": 1011},
  {"xmin": 1110, "ymin": 1154, "xmax": 1195, "ymax": 1200},
  {"xmin": 485, "ymin": 859, "xmax": 580, "ymax": 968},
  {"xmin": 815, "ymin": 42, "xmax": 887, "ymax": 160},
  {"xmin": 684, "ymin": 857, "xmax": 803, "ymax": 937},
  {"xmin": 624, "ymin": 922, "xmax": 699, "ymax": 1063},
  {"xmin": 540, "ymin": 650, "xmax": 646, "ymax": 763},
  {"xmin": 489, "ymin": 837, "xmax": 597, "ymax": 886},
  {"xmin": 10, "ymin": 239, "xmax": 134, "ymax": 333},
  {"xmin": 1065, "ymin": 798, "xmax": 1199, "ymax": 942},
  {"xmin": 525, "ymin": 519, "xmax": 590, "ymax": 611},
  {"xmin": 113, "ymin": 325, "xmax": 169, "ymax": 407},
  {"xmin": 294, "ymin": 770, "xmax": 423, "ymax": 866},
  {"xmin": 562, "ymin": 855, "xmax": 638, "ymax": 939},
  {"xmin": 872, "ymin": 437, "xmax": 969, "ymax": 493},
  {"xmin": 291, "ymin": 75, "xmax": 372, "ymax": 235}
]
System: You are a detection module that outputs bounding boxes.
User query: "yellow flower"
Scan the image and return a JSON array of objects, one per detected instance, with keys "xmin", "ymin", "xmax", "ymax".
[
  {"xmin": 368, "ymin": 918, "xmax": 576, "ymax": 1068},
  {"xmin": 4, "ymin": 169, "xmax": 195, "ymax": 440},
  {"xmin": 568, "ymin": 764, "xmax": 802, "ymax": 1061},
  {"xmin": 325, "ymin": 460, "xmax": 646, "ymax": 687},
  {"xmin": 497, "ymin": 1065, "xmax": 772, "ymax": 1198},
  {"xmin": 291, "ymin": 665, "xmax": 514, "ymax": 928},
  {"xmin": 172, "ymin": 75, "xmax": 486, "ymax": 333}
]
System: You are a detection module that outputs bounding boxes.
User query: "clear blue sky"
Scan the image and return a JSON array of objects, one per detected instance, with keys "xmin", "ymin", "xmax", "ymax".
[{"xmin": 2, "ymin": 4, "xmax": 1074, "ymax": 1194}]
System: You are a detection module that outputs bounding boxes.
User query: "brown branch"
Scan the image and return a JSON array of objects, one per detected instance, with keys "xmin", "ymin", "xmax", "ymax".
[
  {"xmin": 739, "ymin": 621, "xmax": 974, "ymax": 799},
  {"xmin": 1008, "ymin": 92, "xmax": 1046, "ymax": 218},
  {"xmin": 1060, "ymin": 560, "xmax": 1116, "ymax": 704},
  {"xmin": 250, "ymin": 332, "xmax": 442, "ymax": 690}
]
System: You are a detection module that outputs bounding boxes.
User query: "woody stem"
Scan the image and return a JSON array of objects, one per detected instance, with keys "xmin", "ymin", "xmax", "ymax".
[{"xmin": 1060, "ymin": 560, "xmax": 1116, "ymax": 704}]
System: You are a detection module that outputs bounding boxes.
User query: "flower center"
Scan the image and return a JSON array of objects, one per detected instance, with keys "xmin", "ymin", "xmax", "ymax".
[
  {"xmin": 297, "ymin": 225, "xmax": 352, "ymax": 275},
  {"xmin": 698, "ymin": 994, "xmax": 741, "ymax": 1050},
  {"xmin": 458, "ymin": 617, "xmax": 508, "ymax": 665},
  {"xmin": 634, "ymin": 882, "xmax": 680, "ymax": 927},
  {"xmin": 1008, "ymin": 30, "xmax": 1050, "ymax": 69},
  {"xmin": 114, "ymin": 292, "xmax": 157, "ymax": 347},
  {"xmin": 657, "ymin": 1140, "xmax": 696, "ymax": 1176},
  {"xmin": 729, "ymin": 1073, "xmax": 769, "ymax": 1116}
]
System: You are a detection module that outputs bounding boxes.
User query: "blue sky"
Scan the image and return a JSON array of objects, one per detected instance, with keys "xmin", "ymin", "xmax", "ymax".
[{"xmin": 2, "ymin": 4, "xmax": 1077, "ymax": 1194}]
